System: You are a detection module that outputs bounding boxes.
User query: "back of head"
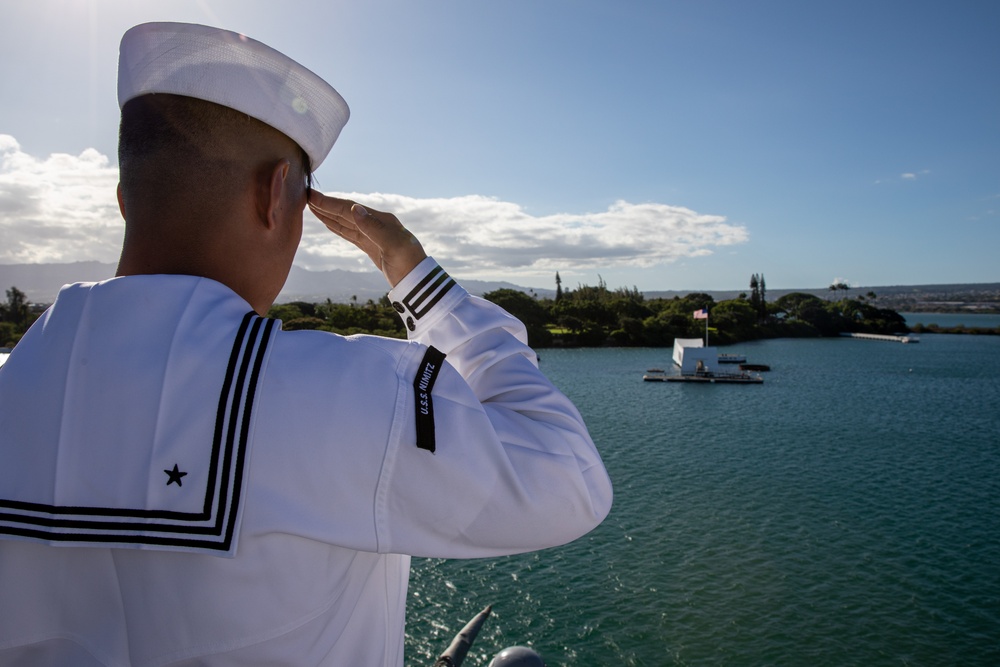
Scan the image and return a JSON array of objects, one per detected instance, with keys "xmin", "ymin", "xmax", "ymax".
[
  {"xmin": 115, "ymin": 21, "xmax": 350, "ymax": 227},
  {"xmin": 118, "ymin": 93, "xmax": 309, "ymax": 225}
]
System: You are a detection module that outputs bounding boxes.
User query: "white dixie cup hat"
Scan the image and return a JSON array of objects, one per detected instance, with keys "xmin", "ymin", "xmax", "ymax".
[{"xmin": 117, "ymin": 21, "xmax": 350, "ymax": 169}]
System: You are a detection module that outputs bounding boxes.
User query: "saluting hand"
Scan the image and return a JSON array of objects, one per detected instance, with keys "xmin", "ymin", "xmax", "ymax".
[{"xmin": 308, "ymin": 191, "xmax": 427, "ymax": 288}]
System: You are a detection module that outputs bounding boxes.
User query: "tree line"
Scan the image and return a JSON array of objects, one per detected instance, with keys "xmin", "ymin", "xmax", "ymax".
[
  {"xmin": 481, "ymin": 275, "xmax": 910, "ymax": 348},
  {"xmin": 0, "ymin": 277, "xmax": 915, "ymax": 350},
  {"xmin": 0, "ymin": 287, "xmax": 37, "ymax": 348},
  {"xmin": 268, "ymin": 274, "xmax": 912, "ymax": 348}
]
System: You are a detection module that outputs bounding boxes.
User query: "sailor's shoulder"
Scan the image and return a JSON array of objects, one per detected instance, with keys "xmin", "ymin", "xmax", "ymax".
[{"xmin": 269, "ymin": 327, "xmax": 422, "ymax": 375}]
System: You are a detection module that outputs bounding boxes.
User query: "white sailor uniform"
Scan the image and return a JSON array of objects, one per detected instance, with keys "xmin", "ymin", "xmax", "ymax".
[{"xmin": 0, "ymin": 258, "xmax": 612, "ymax": 666}]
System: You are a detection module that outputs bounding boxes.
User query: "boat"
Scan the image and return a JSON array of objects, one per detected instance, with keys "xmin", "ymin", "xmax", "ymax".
[
  {"xmin": 642, "ymin": 368, "xmax": 667, "ymax": 382},
  {"xmin": 717, "ymin": 353, "xmax": 747, "ymax": 364},
  {"xmin": 739, "ymin": 363, "xmax": 770, "ymax": 372}
]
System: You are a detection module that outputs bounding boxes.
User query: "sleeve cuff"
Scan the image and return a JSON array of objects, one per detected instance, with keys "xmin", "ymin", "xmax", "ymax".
[{"xmin": 387, "ymin": 257, "xmax": 467, "ymax": 335}]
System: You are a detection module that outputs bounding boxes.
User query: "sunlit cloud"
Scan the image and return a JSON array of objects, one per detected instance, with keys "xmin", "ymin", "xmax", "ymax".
[
  {"xmin": 0, "ymin": 135, "xmax": 749, "ymax": 282},
  {"xmin": 301, "ymin": 192, "xmax": 748, "ymax": 282},
  {"xmin": 0, "ymin": 135, "xmax": 122, "ymax": 264}
]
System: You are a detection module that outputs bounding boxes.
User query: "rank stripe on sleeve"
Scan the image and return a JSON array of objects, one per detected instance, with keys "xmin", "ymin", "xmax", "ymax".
[
  {"xmin": 413, "ymin": 346, "xmax": 446, "ymax": 453},
  {"xmin": 401, "ymin": 266, "xmax": 455, "ymax": 320},
  {"xmin": 0, "ymin": 312, "xmax": 275, "ymax": 555}
]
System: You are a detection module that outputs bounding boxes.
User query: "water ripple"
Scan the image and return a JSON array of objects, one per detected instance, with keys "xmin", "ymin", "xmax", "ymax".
[{"xmin": 407, "ymin": 337, "xmax": 1000, "ymax": 665}]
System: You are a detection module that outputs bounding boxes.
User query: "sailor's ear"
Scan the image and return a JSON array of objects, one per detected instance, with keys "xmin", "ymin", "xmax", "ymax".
[
  {"xmin": 263, "ymin": 159, "xmax": 292, "ymax": 231},
  {"xmin": 116, "ymin": 183, "xmax": 126, "ymax": 221}
]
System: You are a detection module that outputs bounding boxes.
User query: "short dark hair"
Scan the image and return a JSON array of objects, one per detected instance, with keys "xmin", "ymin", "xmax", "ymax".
[{"xmin": 119, "ymin": 94, "xmax": 312, "ymax": 208}]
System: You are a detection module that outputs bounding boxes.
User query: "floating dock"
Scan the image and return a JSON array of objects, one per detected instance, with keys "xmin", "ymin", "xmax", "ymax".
[
  {"xmin": 665, "ymin": 372, "xmax": 763, "ymax": 384},
  {"xmin": 643, "ymin": 367, "xmax": 763, "ymax": 384},
  {"xmin": 840, "ymin": 333, "xmax": 919, "ymax": 343},
  {"xmin": 640, "ymin": 340, "xmax": 767, "ymax": 384}
]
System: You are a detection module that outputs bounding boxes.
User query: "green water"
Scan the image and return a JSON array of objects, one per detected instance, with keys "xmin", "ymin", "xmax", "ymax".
[
  {"xmin": 407, "ymin": 335, "xmax": 1000, "ymax": 666},
  {"xmin": 902, "ymin": 312, "xmax": 1000, "ymax": 328}
]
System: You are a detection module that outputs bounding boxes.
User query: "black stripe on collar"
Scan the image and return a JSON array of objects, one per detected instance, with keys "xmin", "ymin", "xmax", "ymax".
[{"xmin": 0, "ymin": 312, "xmax": 274, "ymax": 555}]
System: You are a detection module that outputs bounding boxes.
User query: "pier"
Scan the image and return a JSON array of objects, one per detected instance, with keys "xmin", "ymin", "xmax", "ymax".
[{"xmin": 839, "ymin": 332, "xmax": 919, "ymax": 343}]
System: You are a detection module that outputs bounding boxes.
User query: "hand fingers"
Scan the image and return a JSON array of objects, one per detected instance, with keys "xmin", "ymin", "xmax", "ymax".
[
  {"xmin": 349, "ymin": 204, "xmax": 418, "ymax": 249},
  {"xmin": 307, "ymin": 190, "xmax": 356, "ymax": 221},
  {"xmin": 308, "ymin": 192, "xmax": 371, "ymax": 248},
  {"xmin": 309, "ymin": 193, "xmax": 394, "ymax": 242},
  {"xmin": 351, "ymin": 205, "xmax": 427, "ymax": 287},
  {"xmin": 309, "ymin": 192, "xmax": 402, "ymax": 249},
  {"xmin": 307, "ymin": 190, "xmax": 427, "ymax": 286}
]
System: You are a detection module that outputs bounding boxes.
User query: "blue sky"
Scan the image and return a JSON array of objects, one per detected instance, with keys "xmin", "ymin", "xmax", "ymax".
[{"xmin": 1, "ymin": 0, "xmax": 998, "ymax": 291}]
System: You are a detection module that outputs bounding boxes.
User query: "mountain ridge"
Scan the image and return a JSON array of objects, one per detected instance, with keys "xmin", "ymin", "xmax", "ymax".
[{"xmin": 2, "ymin": 262, "xmax": 997, "ymax": 309}]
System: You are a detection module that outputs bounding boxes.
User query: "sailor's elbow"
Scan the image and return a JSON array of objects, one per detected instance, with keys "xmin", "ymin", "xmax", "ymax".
[{"xmin": 548, "ymin": 472, "xmax": 614, "ymax": 545}]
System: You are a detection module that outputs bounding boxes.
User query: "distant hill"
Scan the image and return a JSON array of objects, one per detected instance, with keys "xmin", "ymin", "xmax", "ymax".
[
  {"xmin": 278, "ymin": 265, "xmax": 542, "ymax": 304},
  {"xmin": 644, "ymin": 283, "xmax": 1000, "ymax": 312},
  {"xmin": 0, "ymin": 262, "xmax": 118, "ymax": 303},
  {"xmin": 2, "ymin": 262, "xmax": 996, "ymax": 312},
  {"xmin": 0, "ymin": 262, "xmax": 548, "ymax": 305}
]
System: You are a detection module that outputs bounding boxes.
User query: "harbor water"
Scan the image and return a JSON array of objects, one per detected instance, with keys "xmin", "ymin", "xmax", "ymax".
[
  {"xmin": 405, "ymin": 333, "xmax": 1000, "ymax": 666},
  {"xmin": 901, "ymin": 312, "xmax": 1000, "ymax": 329}
]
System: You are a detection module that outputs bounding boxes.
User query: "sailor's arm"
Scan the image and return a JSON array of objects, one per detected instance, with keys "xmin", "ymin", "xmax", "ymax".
[
  {"xmin": 382, "ymin": 260, "xmax": 612, "ymax": 557},
  {"xmin": 308, "ymin": 192, "xmax": 612, "ymax": 557}
]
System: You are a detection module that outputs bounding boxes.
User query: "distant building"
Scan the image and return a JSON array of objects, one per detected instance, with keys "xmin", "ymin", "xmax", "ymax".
[{"xmin": 672, "ymin": 338, "xmax": 719, "ymax": 376}]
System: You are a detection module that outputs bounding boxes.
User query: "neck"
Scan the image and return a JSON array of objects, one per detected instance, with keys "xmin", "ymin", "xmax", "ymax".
[{"xmin": 116, "ymin": 222, "xmax": 276, "ymax": 315}]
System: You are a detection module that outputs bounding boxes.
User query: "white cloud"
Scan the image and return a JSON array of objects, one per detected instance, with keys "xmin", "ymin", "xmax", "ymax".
[
  {"xmin": 300, "ymin": 192, "xmax": 748, "ymax": 281},
  {"xmin": 0, "ymin": 135, "xmax": 750, "ymax": 281},
  {"xmin": 0, "ymin": 135, "xmax": 123, "ymax": 263}
]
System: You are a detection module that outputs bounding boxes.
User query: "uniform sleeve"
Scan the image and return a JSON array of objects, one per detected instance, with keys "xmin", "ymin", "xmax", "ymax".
[{"xmin": 373, "ymin": 258, "xmax": 613, "ymax": 558}]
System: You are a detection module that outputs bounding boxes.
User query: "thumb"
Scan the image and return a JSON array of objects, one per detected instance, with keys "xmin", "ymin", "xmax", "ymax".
[
  {"xmin": 351, "ymin": 204, "xmax": 389, "ymax": 241},
  {"xmin": 351, "ymin": 203, "xmax": 370, "ymax": 222}
]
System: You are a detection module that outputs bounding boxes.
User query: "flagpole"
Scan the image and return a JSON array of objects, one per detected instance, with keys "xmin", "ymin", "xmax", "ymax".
[{"xmin": 693, "ymin": 308, "xmax": 709, "ymax": 345}]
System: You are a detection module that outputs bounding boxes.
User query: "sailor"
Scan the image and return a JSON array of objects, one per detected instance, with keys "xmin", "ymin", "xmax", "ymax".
[{"xmin": 0, "ymin": 22, "xmax": 612, "ymax": 666}]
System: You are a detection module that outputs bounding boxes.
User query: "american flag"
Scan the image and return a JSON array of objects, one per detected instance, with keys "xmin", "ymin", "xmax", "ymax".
[{"xmin": 693, "ymin": 308, "xmax": 709, "ymax": 320}]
